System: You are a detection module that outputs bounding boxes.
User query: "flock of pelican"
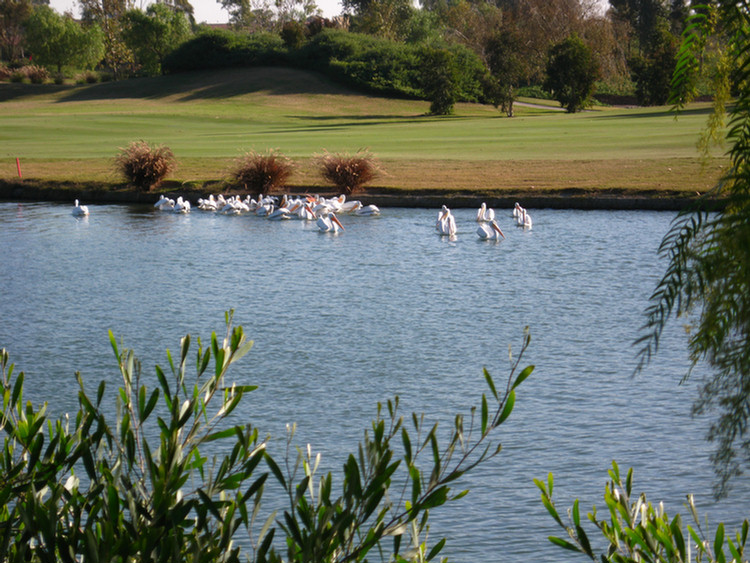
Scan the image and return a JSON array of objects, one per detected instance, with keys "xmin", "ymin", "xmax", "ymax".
[
  {"xmin": 436, "ymin": 201, "xmax": 532, "ymax": 239},
  {"xmin": 152, "ymin": 193, "xmax": 380, "ymax": 232},
  {"xmin": 73, "ymin": 196, "xmax": 533, "ymax": 238}
]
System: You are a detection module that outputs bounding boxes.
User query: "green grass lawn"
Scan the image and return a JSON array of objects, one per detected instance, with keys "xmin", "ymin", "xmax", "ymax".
[{"xmin": 0, "ymin": 67, "xmax": 727, "ymax": 193}]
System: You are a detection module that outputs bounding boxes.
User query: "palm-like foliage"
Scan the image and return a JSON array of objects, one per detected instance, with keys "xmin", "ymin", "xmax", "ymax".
[{"xmin": 635, "ymin": 1, "xmax": 750, "ymax": 498}]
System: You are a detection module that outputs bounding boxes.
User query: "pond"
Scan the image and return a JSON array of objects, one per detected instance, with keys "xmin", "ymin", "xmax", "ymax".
[{"xmin": 0, "ymin": 200, "xmax": 747, "ymax": 561}]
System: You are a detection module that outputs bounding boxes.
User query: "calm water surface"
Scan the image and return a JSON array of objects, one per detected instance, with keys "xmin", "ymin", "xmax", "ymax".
[{"xmin": 1, "ymin": 201, "xmax": 747, "ymax": 561}]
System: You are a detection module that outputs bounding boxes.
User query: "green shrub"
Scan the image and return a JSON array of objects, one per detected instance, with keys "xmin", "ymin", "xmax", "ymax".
[
  {"xmin": 9, "ymin": 70, "xmax": 25, "ymax": 83},
  {"xmin": 75, "ymin": 70, "xmax": 99, "ymax": 84},
  {"xmin": 317, "ymin": 149, "xmax": 380, "ymax": 194},
  {"xmin": 0, "ymin": 314, "xmax": 533, "ymax": 562},
  {"xmin": 162, "ymin": 29, "xmax": 287, "ymax": 73},
  {"xmin": 114, "ymin": 140, "xmax": 177, "ymax": 191},
  {"xmin": 230, "ymin": 149, "xmax": 294, "ymax": 192}
]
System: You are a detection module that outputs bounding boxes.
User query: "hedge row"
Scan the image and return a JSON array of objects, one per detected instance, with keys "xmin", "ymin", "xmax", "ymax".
[{"xmin": 162, "ymin": 29, "xmax": 488, "ymax": 103}]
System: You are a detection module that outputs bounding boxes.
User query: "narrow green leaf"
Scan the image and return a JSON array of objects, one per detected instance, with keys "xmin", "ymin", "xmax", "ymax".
[
  {"xmin": 548, "ymin": 536, "xmax": 581, "ymax": 552},
  {"xmin": 427, "ymin": 537, "xmax": 447, "ymax": 561},
  {"xmin": 484, "ymin": 368, "xmax": 498, "ymax": 400},
  {"xmin": 265, "ymin": 452, "xmax": 285, "ymax": 487},
  {"xmin": 496, "ymin": 389, "xmax": 516, "ymax": 425},
  {"xmin": 402, "ymin": 427, "xmax": 412, "ymax": 465},
  {"xmin": 481, "ymin": 394, "xmax": 488, "ymax": 434},
  {"xmin": 511, "ymin": 364, "xmax": 534, "ymax": 390},
  {"xmin": 11, "ymin": 372, "xmax": 23, "ymax": 406}
]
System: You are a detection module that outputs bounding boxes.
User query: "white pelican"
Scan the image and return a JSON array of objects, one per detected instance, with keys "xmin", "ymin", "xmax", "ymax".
[
  {"xmin": 477, "ymin": 220, "xmax": 505, "ymax": 240},
  {"xmin": 154, "ymin": 195, "xmax": 174, "ymax": 211},
  {"xmin": 476, "ymin": 202, "xmax": 495, "ymax": 222},
  {"xmin": 517, "ymin": 209, "xmax": 532, "ymax": 229},
  {"xmin": 340, "ymin": 200, "xmax": 363, "ymax": 213},
  {"xmin": 197, "ymin": 195, "xmax": 218, "ymax": 211},
  {"xmin": 297, "ymin": 204, "xmax": 316, "ymax": 221},
  {"xmin": 267, "ymin": 206, "xmax": 292, "ymax": 220},
  {"xmin": 512, "ymin": 202, "xmax": 524, "ymax": 219},
  {"xmin": 436, "ymin": 205, "xmax": 457, "ymax": 236},
  {"xmin": 72, "ymin": 199, "xmax": 89, "ymax": 217},
  {"xmin": 317, "ymin": 211, "xmax": 344, "ymax": 233},
  {"xmin": 354, "ymin": 204, "xmax": 380, "ymax": 216},
  {"xmin": 173, "ymin": 196, "xmax": 191, "ymax": 213}
]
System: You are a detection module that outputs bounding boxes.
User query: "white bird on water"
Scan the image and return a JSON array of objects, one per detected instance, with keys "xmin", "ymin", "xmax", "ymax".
[
  {"xmin": 476, "ymin": 202, "xmax": 495, "ymax": 222},
  {"xmin": 517, "ymin": 208, "xmax": 532, "ymax": 229},
  {"xmin": 436, "ymin": 205, "xmax": 457, "ymax": 236},
  {"xmin": 72, "ymin": 199, "xmax": 89, "ymax": 217},
  {"xmin": 317, "ymin": 211, "xmax": 345, "ymax": 233},
  {"xmin": 477, "ymin": 220, "xmax": 505, "ymax": 240}
]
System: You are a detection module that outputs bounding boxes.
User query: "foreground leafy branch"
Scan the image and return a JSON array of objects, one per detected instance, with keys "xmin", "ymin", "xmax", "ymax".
[
  {"xmin": 0, "ymin": 313, "xmax": 533, "ymax": 563},
  {"xmin": 536, "ymin": 461, "xmax": 749, "ymax": 563}
]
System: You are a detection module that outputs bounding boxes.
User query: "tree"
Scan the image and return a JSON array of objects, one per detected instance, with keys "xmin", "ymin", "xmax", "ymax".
[
  {"xmin": 484, "ymin": 25, "xmax": 527, "ymax": 117},
  {"xmin": 79, "ymin": 0, "xmax": 133, "ymax": 78},
  {"xmin": 419, "ymin": 45, "xmax": 458, "ymax": 115},
  {"xmin": 545, "ymin": 33, "xmax": 600, "ymax": 112},
  {"xmin": 0, "ymin": 0, "xmax": 32, "ymax": 62},
  {"xmin": 23, "ymin": 5, "xmax": 104, "ymax": 73},
  {"xmin": 121, "ymin": 3, "xmax": 191, "ymax": 75},
  {"xmin": 0, "ymin": 315, "xmax": 533, "ymax": 562},
  {"xmin": 629, "ymin": 24, "xmax": 679, "ymax": 105},
  {"xmin": 635, "ymin": 1, "xmax": 750, "ymax": 499},
  {"xmin": 219, "ymin": 0, "xmax": 275, "ymax": 31},
  {"xmin": 344, "ymin": 0, "xmax": 415, "ymax": 40}
]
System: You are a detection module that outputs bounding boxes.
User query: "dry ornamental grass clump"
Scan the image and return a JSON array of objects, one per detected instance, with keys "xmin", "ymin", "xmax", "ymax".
[
  {"xmin": 317, "ymin": 150, "xmax": 379, "ymax": 195},
  {"xmin": 230, "ymin": 150, "xmax": 294, "ymax": 193},
  {"xmin": 115, "ymin": 141, "xmax": 177, "ymax": 192}
]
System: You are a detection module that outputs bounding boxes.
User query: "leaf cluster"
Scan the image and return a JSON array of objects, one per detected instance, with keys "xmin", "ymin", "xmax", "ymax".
[
  {"xmin": 636, "ymin": 0, "xmax": 750, "ymax": 498},
  {"xmin": 536, "ymin": 460, "xmax": 749, "ymax": 563},
  {"xmin": 0, "ymin": 315, "xmax": 534, "ymax": 563}
]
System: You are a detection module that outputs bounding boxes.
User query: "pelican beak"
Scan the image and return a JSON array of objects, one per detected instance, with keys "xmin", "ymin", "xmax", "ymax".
[
  {"xmin": 493, "ymin": 223, "xmax": 505, "ymax": 239},
  {"xmin": 332, "ymin": 215, "xmax": 344, "ymax": 230}
]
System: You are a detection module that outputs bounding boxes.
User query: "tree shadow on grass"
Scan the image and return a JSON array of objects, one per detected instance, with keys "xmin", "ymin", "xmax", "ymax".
[
  {"xmin": 591, "ymin": 105, "xmax": 715, "ymax": 119},
  {"xmin": 52, "ymin": 67, "xmax": 366, "ymax": 103}
]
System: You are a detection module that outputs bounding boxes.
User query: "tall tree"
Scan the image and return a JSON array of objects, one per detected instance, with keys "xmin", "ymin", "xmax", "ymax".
[
  {"xmin": 0, "ymin": 0, "xmax": 32, "ymax": 62},
  {"xmin": 79, "ymin": 0, "xmax": 133, "ymax": 77},
  {"xmin": 121, "ymin": 3, "xmax": 190, "ymax": 75},
  {"xmin": 484, "ymin": 25, "xmax": 527, "ymax": 116},
  {"xmin": 344, "ymin": 0, "xmax": 414, "ymax": 39},
  {"xmin": 24, "ymin": 5, "xmax": 104, "ymax": 72},
  {"xmin": 545, "ymin": 32, "xmax": 600, "ymax": 112},
  {"xmin": 636, "ymin": 1, "xmax": 750, "ymax": 498}
]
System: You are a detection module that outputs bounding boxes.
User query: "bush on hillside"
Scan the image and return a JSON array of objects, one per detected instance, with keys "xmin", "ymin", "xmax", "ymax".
[
  {"xmin": 316, "ymin": 149, "xmax": 380, "ymax": 194},
  {"xmin": 114, "ymin": 140, "xmax": 177, "ymax": 191},
  {"xmin": 162, "ymin": 29, "xmax": 287, "ymax": 73},
  {"xmin": 297, "ymin": 30, "xmax": 487, "ymax": 101},
  {"xmin": 230, "ymin": 149, "xmax": 294, "ymax": 192}
]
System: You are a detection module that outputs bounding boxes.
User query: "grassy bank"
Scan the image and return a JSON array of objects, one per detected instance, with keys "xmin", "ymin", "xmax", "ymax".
[{"xmin": 0, "ymin": 67, "xmax": 726, "ymax": 195}]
